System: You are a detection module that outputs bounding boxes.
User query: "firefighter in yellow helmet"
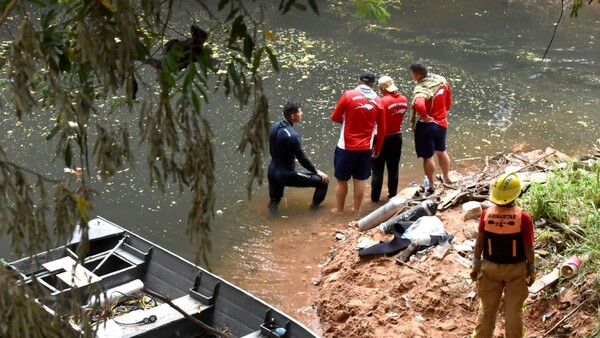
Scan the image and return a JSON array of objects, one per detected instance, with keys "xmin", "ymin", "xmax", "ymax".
[{"xmin": 470, "ymin": 172, "xmax": 536, "ymax": 338}]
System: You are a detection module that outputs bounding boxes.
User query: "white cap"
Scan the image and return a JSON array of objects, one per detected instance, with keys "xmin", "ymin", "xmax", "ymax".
[{"xmin": 378, "ymin": 75, "xmax": 398, "ymax": 92}]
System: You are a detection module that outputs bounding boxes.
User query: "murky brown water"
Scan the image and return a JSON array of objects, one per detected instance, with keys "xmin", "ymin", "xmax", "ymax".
[{"xmin": 1, "ymin": 0, "xmax": 599, "ymax": 330}]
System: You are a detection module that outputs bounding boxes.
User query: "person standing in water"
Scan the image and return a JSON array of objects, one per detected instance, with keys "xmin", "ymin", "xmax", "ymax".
[
  {"xmin": 331, "ymin": 71, "xmax": 385, "ymax": 213},
  {"xmin": 371, "ymin": 75, "xmax": 408, "ymax": 202}
]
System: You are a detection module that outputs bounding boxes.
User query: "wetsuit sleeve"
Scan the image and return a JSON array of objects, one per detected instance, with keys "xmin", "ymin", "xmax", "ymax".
[
  {"xmin": 413, "ymin": 96, "xmax": 429, "ymax": 120},
  {"xmin": 331, "ymin": 92, "xmax": 346, "ymax": 124},
  {"xmin": 521, "ymin": 211, "xmax": 534, "ymax": 246},
  {"xmin": 290, "ymin": 134, "xmax": 317, "ymax": 174}
]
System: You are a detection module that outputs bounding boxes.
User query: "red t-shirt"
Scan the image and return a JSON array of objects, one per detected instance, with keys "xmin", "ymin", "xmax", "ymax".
[
  {"xmin": 413, "ymin": 81, "xmax": 452, "ymax": 128},
  {"xmin": 478, "ymin": 207, "xmax": 534, "ymax": 246},
  {"xmin": 381, "ymin": 92, "xmax": 408, "ymax": 135},
  {"xmin": 331, "ymin": 88, "xmax": 386, "ymax": 153}
]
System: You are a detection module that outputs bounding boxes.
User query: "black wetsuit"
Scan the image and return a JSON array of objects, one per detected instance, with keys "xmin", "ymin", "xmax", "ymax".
[{"xmin": 267, "ymin": 119, "xmax": 328, "ymax": 209}]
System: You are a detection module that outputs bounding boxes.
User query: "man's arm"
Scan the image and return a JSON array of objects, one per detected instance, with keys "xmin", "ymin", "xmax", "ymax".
[
  {"xmin": 331, "ymin": 93, "xmax": 346, "ymax": 124},
  {"xmin": 372, "ymin": 104, "xmax": 386, "ymax": 157},
  {"xmin": 413, "ymin": 96, "xmax": 433, "ymax": 122},
  {"xmin": 445, "ymin": 82, "xmax": 452, "ymax": 111},
  {"xmin": 522, "ymin": 212, "xmax": 535, "ymax": 264},
  {"xmin": 290, "ymin": 135, "xmax": 317, "ymax": 174}
]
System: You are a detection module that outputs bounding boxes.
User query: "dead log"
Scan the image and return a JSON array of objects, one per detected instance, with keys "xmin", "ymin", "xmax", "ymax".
[
  {"xmin": 439, "ymin": 189, "xmax": 463, "ymax": 210},
  {"xmin": 543, "ymin": 298, "xmax": 588, "ymax": 337},
  {"xmin": 548, "ymin": 223, "xmax": 587, "ymax": 242}
]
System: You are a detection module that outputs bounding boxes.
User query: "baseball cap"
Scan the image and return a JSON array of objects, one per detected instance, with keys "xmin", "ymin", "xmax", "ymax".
[
  {"xmin": 378, "ymin": 76, "xmax": 398, "ymax": 92},
  {"xmin": 359, "ymin": 71, "xmax": 376, "ymax": 84}
]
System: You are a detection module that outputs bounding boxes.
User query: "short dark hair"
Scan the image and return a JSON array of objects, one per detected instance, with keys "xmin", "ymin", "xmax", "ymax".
[
  {"xmin": 283, "ymin": 101, "xmax": 301, "ymax": 118},
  {"xmin": 410, "ymin": 60, "xmax": 428, "ymax": 77}
]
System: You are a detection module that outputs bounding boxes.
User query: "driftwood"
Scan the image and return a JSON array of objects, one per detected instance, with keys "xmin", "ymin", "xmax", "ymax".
[
  {"xmin": 548, "ymin": 222, "xmax": 587, "ymax": 242},
  {"xmin": 438, "ymin": 150, "xmax": 559, "ymax": 211},
  {"xmin": 543, "ymin": 298, "xmax": 589, "ymax": 337},
  {"xmin": 142, "ymin": 288, "xmax": 230, "ymax": 338},
  {"xmin": 396, "ymin": 259, "xmax": 428, "ymax": 275}
]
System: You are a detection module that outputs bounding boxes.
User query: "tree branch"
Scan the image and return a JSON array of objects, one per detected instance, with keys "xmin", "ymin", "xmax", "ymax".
[{"xmin": 0, "ymin": 0, "xmax": 16, "ymax": 26}]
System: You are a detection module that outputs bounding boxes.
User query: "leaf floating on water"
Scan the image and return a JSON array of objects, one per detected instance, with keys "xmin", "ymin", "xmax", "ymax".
[{"xmin": 577, "ymin": 121, "xmax": 588, "ymax": 127}]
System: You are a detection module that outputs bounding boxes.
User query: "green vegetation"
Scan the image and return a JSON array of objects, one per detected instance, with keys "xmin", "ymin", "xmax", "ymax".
[
  {"xmin": 571, "ymin": 0, "xmax": 600, "ymax": 17},
  {"xmin": 351, "ymin": 0, "xmax": 401, "ymax": 23},
  {"xmin": 519, "ymin": 159, "xmax": 600, "ymax": 272},
  {"xmin": 518, "ymin": 158, "xmax": 600, "ymax": 335}
]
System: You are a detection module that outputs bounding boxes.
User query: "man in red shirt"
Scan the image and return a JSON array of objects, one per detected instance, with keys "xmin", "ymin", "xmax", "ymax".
[
  {"xmin": 371, "ymin": 75, "xmax": 408, "ymax": 202},
  {"xmin": 409, "ymin": 60, "xmax": 452, "ymax": 196},
  {"xmin": 331, "ymin": 71, "xmax": 386, "ymax": 213}
]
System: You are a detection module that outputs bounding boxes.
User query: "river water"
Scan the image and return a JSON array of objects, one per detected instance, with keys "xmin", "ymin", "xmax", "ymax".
[{"xmin": 1, "ymin": 0, "xmax": 599, "ymax": 325}]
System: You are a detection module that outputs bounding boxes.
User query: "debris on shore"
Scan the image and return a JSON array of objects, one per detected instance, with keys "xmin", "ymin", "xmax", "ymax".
[{"xmin": 314, "ymin": 147, "xmax": 599, "ymax": 338}]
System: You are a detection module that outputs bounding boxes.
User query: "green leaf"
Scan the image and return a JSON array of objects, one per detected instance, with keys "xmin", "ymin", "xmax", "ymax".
[
  {"xmin": 265, "ymin": 47, "xmax": 280, "ymax": 72},
  {"xmin": 194, "ymin": 82, "xmax": 209, "ymax": 104},
  {"xmin": 293, "ymin": 3, "xmax": 307, "ymax": 11},
  {"xmin": 225, "ymin": 7, "xmax": 240, "ymax": 22},
  {"xmin": 227, "ymin": 63, "xmax": 241, "ymax": 87},
  {"xmin": 230, "ymin": 16, "xmax": 246, "ymax": 40},
  {"xmin": 217, "ymin": 0, "xmax": 229, "ymax": 11},
  {"xmin": 41, "ymin": 9, "xmax": 56, "ymax": 29},
  {"xmin": 183, "ymin": 64, "xmax": 196, "ymax": 91},
  {"xmin": 252, "ymin": 46, "xmax": 265, "ymax": 72},
  {"xmin": 243, "ymin": 35, "xmax": 254, "ymax": 61},
  {"xmin": 45, "ymin": 124, "xmax": 61, "ymax": 141},
  {"xmin": 280, "ymin": 0, "xmax": 295, "ymax": 13},
  {"xmin": 26, "ymin": 0, "xmax": 46, "ymax": 6},
  {"xmin": 307, "ymin": 0, "xmax": 319, "ymax": 14},
  {"xmin": 191, "ymin": 91, "xmax": 201, "ymax": 113},
  {"xmin": 65, "ymin": 143, "xmax": 72, "ymax": 168}
]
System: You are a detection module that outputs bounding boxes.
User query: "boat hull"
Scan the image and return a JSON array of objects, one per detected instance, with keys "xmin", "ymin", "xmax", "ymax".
[{"xmin": 7, "ymin": 217, "xmax": 319, "ymax": 338}]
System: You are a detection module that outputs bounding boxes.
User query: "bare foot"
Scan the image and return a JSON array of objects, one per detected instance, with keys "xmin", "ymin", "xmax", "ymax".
[
  {"xmin": 331, "ymin": 207, "xmax": 344, "ymax": 214},
  {"xmin": 437, "ymin": 174, "xmax": 456, "ymax": 186},
  {"xmin": 351, "ymin": 207, "xmax": 362, "ymax": 218}
]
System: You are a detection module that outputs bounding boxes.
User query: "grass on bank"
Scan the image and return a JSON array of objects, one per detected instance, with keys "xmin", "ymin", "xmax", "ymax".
[{"xmin": 518, "ymin": 159, "xmax": 600, "ymax": 336}]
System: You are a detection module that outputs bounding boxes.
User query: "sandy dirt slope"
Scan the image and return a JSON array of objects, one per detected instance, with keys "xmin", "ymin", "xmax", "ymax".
[{"xmin": 313, "ymin": 190, "xmax": 597, "ymax": 338}]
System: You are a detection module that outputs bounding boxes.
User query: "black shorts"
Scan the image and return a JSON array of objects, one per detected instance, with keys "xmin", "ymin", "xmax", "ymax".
[
  {"xmin": 414, "ymin": 122, "xmax": 447, "ymax": 158},
  {"xmin": 333, "ymin": 147, "xmax": 372, "ymax": 181}
]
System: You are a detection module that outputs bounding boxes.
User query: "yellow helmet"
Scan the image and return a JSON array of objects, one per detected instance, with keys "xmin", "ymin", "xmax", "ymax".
[{"xmin": 489, "ymin": 172, "xmax": 522, "ymax": 205}]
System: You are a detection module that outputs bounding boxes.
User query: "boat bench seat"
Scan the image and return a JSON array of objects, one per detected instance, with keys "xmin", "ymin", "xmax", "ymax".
[
  {"xmin": 240, "ymin": 330, "xmax": 268, "ymax": 338},
  {"xmin": 95, "ymin": 294, "xmax": 211, "ymax": 338},
  {"xmin": 114, "ymin": 247, "xmax": 145, "ymax": 266}
]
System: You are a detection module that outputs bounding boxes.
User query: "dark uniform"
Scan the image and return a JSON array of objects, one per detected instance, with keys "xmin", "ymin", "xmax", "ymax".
[{"xmin": 267, "ymin": 119, "xmax": 328, "ymax": 210}]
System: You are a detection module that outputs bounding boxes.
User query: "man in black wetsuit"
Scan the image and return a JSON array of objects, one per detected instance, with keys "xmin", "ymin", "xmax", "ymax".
[{"xmin": 268, "ymin": 102, "xmax": 329, "ymax": 212}]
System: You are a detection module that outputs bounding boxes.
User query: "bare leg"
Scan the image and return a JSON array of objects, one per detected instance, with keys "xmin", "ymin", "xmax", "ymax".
[
  {"xmin": 423, "ymin": 157, "xmax": 436, "ymax": 188},
  {"xmin": 353, "ymin": 179, "xmax": 366, "ymax": 213},
  {"xmin": 335, "ymin": 180, "xmax": 348, "ymax": 212},
  {"xmin": 435, "ymin": 150, "xmax": 451, "ymax": 183}
]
